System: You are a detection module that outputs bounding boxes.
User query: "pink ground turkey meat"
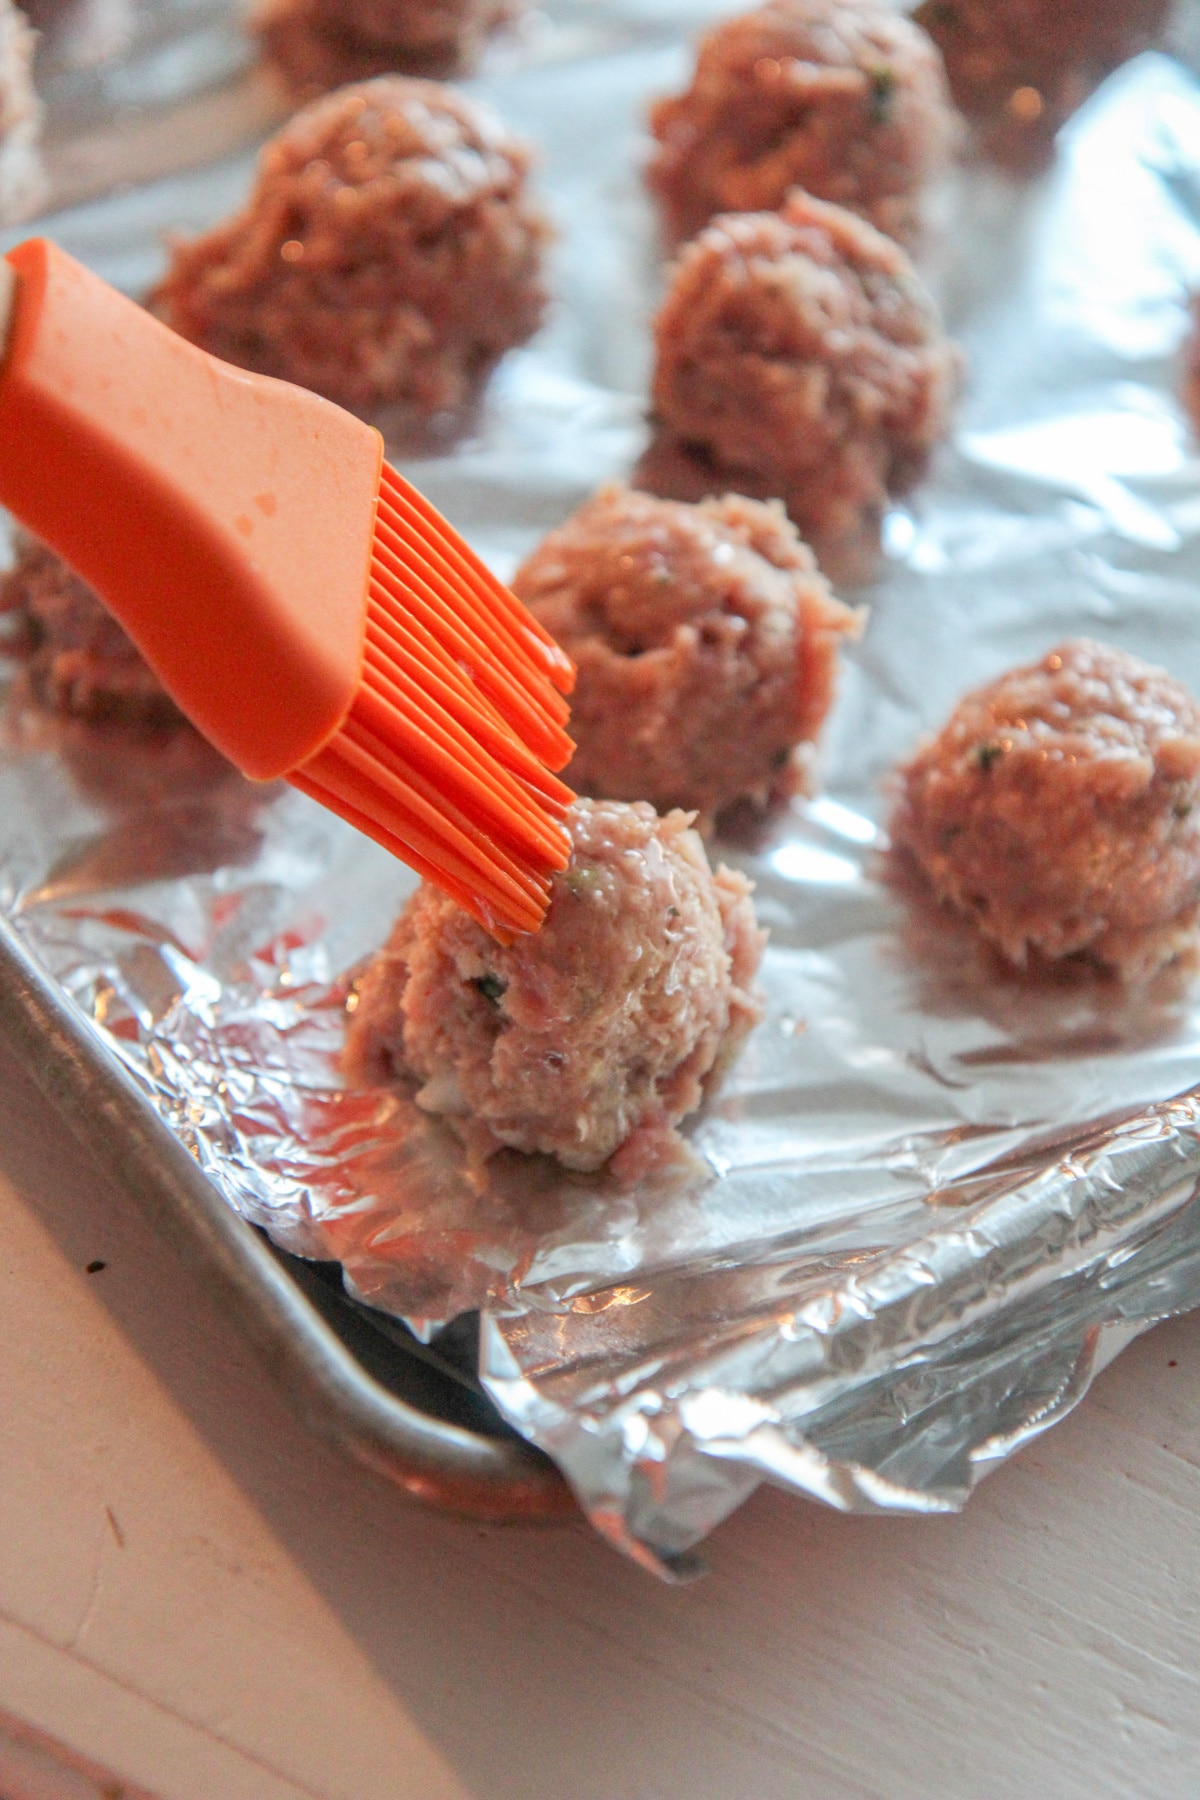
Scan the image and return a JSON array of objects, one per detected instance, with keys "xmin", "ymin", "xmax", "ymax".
[
  {"xmin": 0, "ymin": 0, "xmax": 43, "ymax": 224},
  {"xmin": 256, "ymin": 0, "xmax": 525, "ymax": 98},
  {"xmin": 889, "ymin": 641, "xmax": 1200, "ymax": 982},
  {"xmin": 149, "ymin": 78, "xmax": 551, "ymax": 437},
  {"xmin": 636, "ymin": 191, "xmax": 961, "ymax": 586},
  {"xmin": 512, "ymin": 485, "xmax": 860, "ymax": 823},
  {"xmin": 344, "ymin": 799, "xmax": 767, "ymax": 1173},
  {"xmin": 913, "ymin": 0, "xmax": 1169, "ymax": 171},
  {"xmin": 0, "ymin": 532, "xmax": 181, "ymax": 726},
  {"xmin": 647, "ymin": 0, "xmax": 956, "ymax": 251}
]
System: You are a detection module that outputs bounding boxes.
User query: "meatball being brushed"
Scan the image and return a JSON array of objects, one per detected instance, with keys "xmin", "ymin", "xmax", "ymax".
[
  {"xmin": 889, "ymin": 641, "xmax": 1200, "ymax": 981},
  {"xmin": 149, "ymin": 78, "xmax": 551, "ymax": 441},
  {"xmin": 512, "ymin": 486, "xmax": 860, "ymax": 824},
  {"xmin": 637, "ymin": 191, "xmax": 961, "ymax": 585},
  {"xmin": 647, "ymin": 0, "xmax": 956, "ymax": 250},
  {"xmin": 345, "ymin": 800, "xmax": 767, "ymax": 1172}
]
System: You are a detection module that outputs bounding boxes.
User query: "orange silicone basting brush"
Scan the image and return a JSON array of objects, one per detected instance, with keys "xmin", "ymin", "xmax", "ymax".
[{"xmin": 0, "ymin": 238, "xmax": 576, "ymax": 938}]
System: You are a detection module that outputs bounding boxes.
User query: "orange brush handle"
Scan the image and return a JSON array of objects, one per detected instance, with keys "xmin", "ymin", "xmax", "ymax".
[
  {"xmin": 0, "ymin": 238, "xmax": 382, "ymax": 779},
  {"xmin": 0, "ymin": 238, "xmax": 578, "ymax": 938}
]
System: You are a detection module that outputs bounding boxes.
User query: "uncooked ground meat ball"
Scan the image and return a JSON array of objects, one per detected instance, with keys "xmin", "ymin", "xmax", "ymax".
[
  {"xmin": 256, "ymin": 0, "xmax": 524, "ymax": 98},
  {"xmin": 637, "ymin": 192, "xmax": 961, "ymax": 585},
  {"xmin": 913, "ymin": 0, "xmax": 1169, "ymax": 170},
  {"xmin": 647, "ymin": 0, "xmax": 956, "ymax": 250},
  {"xmin": 0, "ymin": 532, "xmax": 181, "ymax": 726},
  {"xmin": 889, "ymin": 641, "xmax": 1200, "ymax": 981},
  {"xmin": 149, "ymin": 78, "xmax": 551, "ymax": 436},
  {"xmin": 512, "ymin": 485, "xmax": 860, "ymax": 823},
  {"xmin": 344, "ymin": 799, "xmax": 767, "ymax": 1172},
  {"xmin": 0, "ymin": 0, "xmax": 42, "ymax": 225}
]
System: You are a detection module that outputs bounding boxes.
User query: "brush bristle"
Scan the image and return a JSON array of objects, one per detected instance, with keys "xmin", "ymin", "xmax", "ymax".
[
  {"xmin": 379, "ymin": 464, "xmax": 576, "ymax": 701},
  {"xmin": 294, "ymin": 463, "xmax": 576, "ymax": 938}
]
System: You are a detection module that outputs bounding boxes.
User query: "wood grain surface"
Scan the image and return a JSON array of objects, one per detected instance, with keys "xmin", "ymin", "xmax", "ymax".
[{"xmin": 1, "ymin": 1028, "xmax": 1198, "ymax": 1800}]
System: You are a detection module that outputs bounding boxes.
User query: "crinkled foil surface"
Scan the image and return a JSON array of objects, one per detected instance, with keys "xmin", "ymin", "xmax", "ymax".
[{"xmin": 6, "ymin": 3, "xmax": 1200, "ymax": 1574}]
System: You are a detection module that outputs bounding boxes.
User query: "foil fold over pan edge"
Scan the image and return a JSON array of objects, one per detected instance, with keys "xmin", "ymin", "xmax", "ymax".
[{"xmin": 480, "ymin": 1093, "xmax": 1200, "ymax": 1569}]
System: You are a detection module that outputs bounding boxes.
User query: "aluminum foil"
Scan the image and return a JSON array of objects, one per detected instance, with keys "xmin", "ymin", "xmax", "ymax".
[{"xmin": 6, "ymin": 5, "xmax": 1200, "ymax": 1575}]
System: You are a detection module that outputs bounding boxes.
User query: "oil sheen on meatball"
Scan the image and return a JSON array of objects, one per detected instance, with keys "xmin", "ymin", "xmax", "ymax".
[
  {"xmin": 890, "ymin": 641, "xmax": 1200, "ymax": 980},
  {"xmin": 344, "ymin": 799, "xmax": 767, "ymax": 1172},
  {"xmin": 149, "ymin": 78, "xmax": 551, "ymax": 437},
  {"xmin": 637, "ymin": 191, "xmax": 961, "ymax": 585},
  {"xmin": 256, "ymin": 0, "xmax": 524, "ymax": 98},
  {"xmin": 913, "ymin": 0, "xmax": 1169, "ymax": 170},
  {"xmin": 647, "ymin": 0, "xmax": 956, "ymax": 250},
  {"xmin": 0, "ymin": 0, "xmax": 42, "ymax": 225},
  {"xmin": 512, "ymin": 486, "xmax": 860, "ymax": 823},
  {"xmin": 0, "ymin": 532, "xmax": 181, "ymax": 726}
]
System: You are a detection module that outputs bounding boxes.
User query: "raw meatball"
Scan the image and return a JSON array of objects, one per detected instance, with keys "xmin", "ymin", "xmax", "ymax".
[
  {"xmin": 0, "ymin": 0, "xmax": 43, "ymax": 225},
  {"xmin": 344, "ymin": 799, "xmax": 767, "ymax": 1172},
  {"xmin": 149, "ymin": 78, "xmax": 551, "ymax": 437},
  {"xmin": 889, "ymin": 641, "xmax": 1200, "ymax": 981},
  {"xmin": 647, "ymin": 0, "xmax": 956, "ymax": 250},
  {"xmin": 0, "ymin": 531, "xmax": 181, "ymax": 726},
  {"xmin": 636, "ymin": 191, "xmax": 961, "ymax": 585},
  {"xmin": 512, "ymin": 485, "xmax": 860, "ymax": 823},
  {"xmin": 256, "ymin": 0, "xmax": 524, "ymax": 98},
  {"xmin": 913, "ymin": 0, "xmax": 1169, "ymax": 170}
]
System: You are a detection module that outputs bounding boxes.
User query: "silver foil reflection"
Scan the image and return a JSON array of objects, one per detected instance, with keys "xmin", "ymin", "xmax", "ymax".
[{"xmin": 6, "ymin": 17, "xmax": 1200, "ymax": 1574}]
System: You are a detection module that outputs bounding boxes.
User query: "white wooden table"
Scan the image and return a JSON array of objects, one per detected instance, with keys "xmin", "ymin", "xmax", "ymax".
[{"xmin": 1, "ymin": 1026, "xmax": 1198, "ymax": 1800}]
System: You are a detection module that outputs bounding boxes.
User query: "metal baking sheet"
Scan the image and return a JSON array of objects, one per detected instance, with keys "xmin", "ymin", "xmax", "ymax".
[
  {"xmin": 6, "ymin": 2, "xmax": 1200, "ymax": 1575},
  {"xmin": 0, "ymin": 907, "xmax": 572, "ymax": 1520}
]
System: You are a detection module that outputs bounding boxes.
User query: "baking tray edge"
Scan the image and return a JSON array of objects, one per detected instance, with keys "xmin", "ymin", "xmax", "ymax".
[{"xmin": 0, "ymin": 911, "xmax": 574, "ymax": 1524}]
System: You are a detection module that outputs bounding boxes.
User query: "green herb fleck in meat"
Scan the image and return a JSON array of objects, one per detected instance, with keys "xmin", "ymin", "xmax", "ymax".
[
  {"xmin": 869, "ymin": 68, "xmax": 896, "ymax": 125},
  {"xmin": 474, "ymin": 973, "xmax": 507, "ymax": 1006},
  {"xmin": 976, "ymin": 742, "xmax": 1003, "ymax": 773}
]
